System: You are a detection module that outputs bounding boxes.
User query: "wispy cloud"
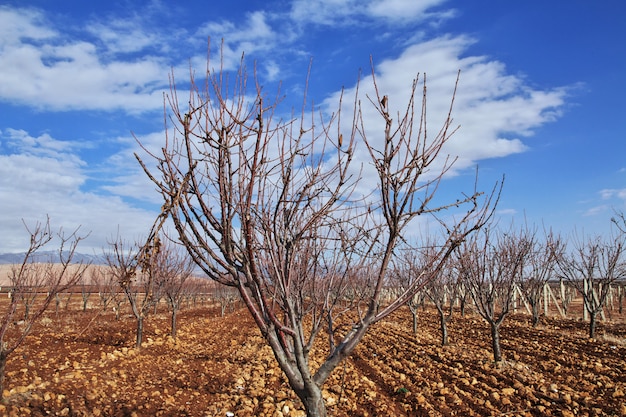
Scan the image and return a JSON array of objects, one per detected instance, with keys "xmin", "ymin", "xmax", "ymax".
[
  {"xmin": 322, "ymin": 34, "xmax": 567, "ymax": 183},
  {"xmin": 0, "ymin": 128, "xmax": 156, "ymax": 252},
  {"xmin": 0, "ymin": 7, "xmax": 170, "ymax": 113},
  {"xmin": 289, "ymin": 0, "xmax": 451, "ymax": 25},
  {"xmin": 600, "ymin": 188, "xmax": 626, "ymax": 201}
]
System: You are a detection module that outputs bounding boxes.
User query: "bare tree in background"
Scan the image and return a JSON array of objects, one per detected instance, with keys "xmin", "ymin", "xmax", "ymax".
[
  {"xmin": 0, "ymin": 218, "xmax": 88, "ymax": 400},
  {"xmin": 459, "ymin": 226, "xmax": 531, "ymax": 362},
  {"xmin": 105, "ymin": 236, "xmax": 161, "ymax": 348},
  {"xmin": 214, "ymin": 284, "xmax": 240, "ymax": 317},
  {"xmin": 517, "ymin": 229, "xmax": 564, "ymax": 327},
  {"xmin": 151, "ymin": 237, "xmax": 195, "ymax": 338},
  {"xmin": 93, "ymin": 266, "xmax": 116, "ymax": 312},
  {"xmin": 136, "ymin": 51, "xmax": 498, "ymax": 416},
  {"xmin": 393, "ymin": 247, "xmax": 436, "ymax": 336},
  {"xmin": 557, "ymin": 233, "xmax": 626, "ymax": 338},
  {"xmin": 424, "ymin": 250, "xmax": 458, "ymax": 346}
]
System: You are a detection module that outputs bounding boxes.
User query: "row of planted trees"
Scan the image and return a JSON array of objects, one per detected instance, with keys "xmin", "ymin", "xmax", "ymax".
[
  {"xmin": 399, "ymin": 225, "xmax": 626, "ymax": 363},
  {"xmin": 102, "ymin": 233, "xmax": 245, "ymax": 346},
  {"xmin": 0, "ymin": 218, "xmax": 242, "ymax": 400}
]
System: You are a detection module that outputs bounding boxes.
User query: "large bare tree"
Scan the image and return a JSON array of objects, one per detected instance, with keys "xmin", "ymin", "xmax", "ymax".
[
  {"xmin": 136, "ymin": 54, "xmax": 498, "ymax": 416},
  {"xmin": 0, "ymin": 218, "xmax": 88, "ymax": 400},
  {"xmin": 557, "ymin": 233, "xmax": 626, "ymax": 338}
]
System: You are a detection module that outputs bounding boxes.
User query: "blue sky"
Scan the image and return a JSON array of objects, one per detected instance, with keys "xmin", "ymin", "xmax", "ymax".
[{"xmin": 0, "ymin": 0, "xmax": 624, "ymax": 253}]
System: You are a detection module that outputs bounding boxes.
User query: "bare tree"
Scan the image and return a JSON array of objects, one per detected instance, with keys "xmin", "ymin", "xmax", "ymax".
[
  {"xmin": 393, "ymin": 248, "xmax": 436, "ymax": 336},
  {"xmin": 424, "ymin": 252, "xmax": 458, "ymax": 346},
  {"xmin": 151, "ymin": 238, "xmax": 195, "ymax": 338},
  {"xmin": 79, "ymin": 268, "xmax": 98, "ymax": 312},
  {"xmin": 93, "ymin": 266, "xmax": 119, "ymax": 313},
  {"xmin": 0, "ymin": 218, "xmax": 88, "ymax": 400},
  {"xmin": 136, "ymin": 52, "xmax": 498, "ymax": 416},
  {"xmin": 459, "ymin": 226, "xmax": 531, "ymax": 362},
  {"xmin": 214, "ymin": 284, "xmax": 240, "ymax": 317},
  {"xmin": 105, "ymin": 236, "xmax": 161, "ymax": 348},
  {"xmin": 557, "ymin": 233, "xmax": 626, "ymax": 338},
  {"xmin": 517, "ymin": 229, "xmax": 564, "ymax": 327}
]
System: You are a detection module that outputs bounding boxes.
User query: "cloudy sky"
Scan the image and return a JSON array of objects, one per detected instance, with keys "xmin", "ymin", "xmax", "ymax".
[{"xmin": 0, "ymin": 0, "xmax": 625, "ymax": 254}]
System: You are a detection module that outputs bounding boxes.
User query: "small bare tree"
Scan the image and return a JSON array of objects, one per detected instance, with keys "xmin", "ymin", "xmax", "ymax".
[
  {"xmin": 557, "ymin": 233, "xmax": 626, "ymax": 338},
  {"xmin": 517, "ymin": 229, "xmax": 564, "ymax": 327},
  {"xmin": 0, "ymin": 218, "xmax": 88, "ymax": 400},
  {"xmin": 105, "ymin": 236, "xmax": 161, "ymax": 348},
  {"xmin": 393, "ymin": 247, "xmax": 439, "ymax": 336},
  {"xmin": 151, "ymin": 238, "xmax": 195, "ymax": 338},
  {"xmin": 214, "ymin": 284, "xmax": 240, "ymax": 317},
  {"xmin": 459, "ymin": 226, "xmax": 531, "ymax": 362},
  {"xmin": 136, "ymin": 52, "xmax": 498, "ymax": 416},
  {"xmin": 424, "ymin": 253, "xmax": 458, "ymax": 346}
]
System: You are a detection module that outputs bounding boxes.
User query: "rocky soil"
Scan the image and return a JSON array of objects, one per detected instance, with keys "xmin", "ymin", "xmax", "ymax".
[{"xmin": 1, "ymin": 301, "xmax": 625, "ymax": 416}]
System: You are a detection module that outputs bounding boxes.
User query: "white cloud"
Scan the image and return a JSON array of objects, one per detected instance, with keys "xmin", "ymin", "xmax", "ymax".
[
  {"xmin": 86, "ymin": 20, "xmax": 162, "ymax": 55},
  {"xmin": 290, "ymin": 0, "xmax": 450, "ymax": 25},
  {"xmin": 600, "ymin": 188, "xmax": 626, "ymax": 201},
  {"xmin": 367, "ymin": 0, "xmax": 451, "ymax": 22},
  {"xmin": 321, "ymin": 35, "xmax": 566, "ymax": 186},
  {"xmin": 0, "ymin": 7, "xmax": 170, "ymax": 113},
  {"xmin": 0, "ymin": 6, "xmax": 56, "ymax": 44},
  {"xmin": 195, "ymin": 11, "xmax": 281, "ymax": 72},
  {"xmin": 0, "ymin": 128, "xmax": 157, "ymax": 253}
]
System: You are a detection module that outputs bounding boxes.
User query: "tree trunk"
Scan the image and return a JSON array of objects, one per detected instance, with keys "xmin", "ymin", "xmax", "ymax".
[
  {"xmin": 0, "ymin": 351, "xmax": 7, "ymax": 401},
  {"xmin": 411, "ymin": 310, "xmax": 418, "ymax": 334},
  {"xmin": 171, "ymin": 308, "xmax": 177, "ymax": 339},
  {"xmin": 490, "ymin": 322, "xmax": 503, "ymax": 362},
  {"xmin": 589, "ymin": 311, "xmax": 597, "ymax": 339},
  {"xmin": 136, "ymin": 316, "xmax": 144, "ymax": 348},
  {"xmin": 297, "ymin": 383, "xmax": 327, "ymax": 417},
  {"xmin": 439, "ymin": 310, "xmax": 449, "ymax": 346},
  {"xmin": 531, "ymin": 301, "xmax": 540, "ymax": 327}
]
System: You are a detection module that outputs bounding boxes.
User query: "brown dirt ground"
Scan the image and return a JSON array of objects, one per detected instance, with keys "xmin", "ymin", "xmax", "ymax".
[{"xmin": 1, "ymin": 298, "xmax": 625, "ymax": 417}]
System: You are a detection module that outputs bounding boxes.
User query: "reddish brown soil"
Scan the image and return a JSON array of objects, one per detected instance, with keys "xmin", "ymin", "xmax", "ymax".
[{"xmin": 1, "ymin": 301, "xmax": 625, "ymax": 417}]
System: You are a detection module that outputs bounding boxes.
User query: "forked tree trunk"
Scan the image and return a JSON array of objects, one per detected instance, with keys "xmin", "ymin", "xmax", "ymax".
[
  {"xmin": 588, "ymin": 311, "xmax": 597, "ymax": 339},
  {"xmin": 530, "ymin": 301, "xmax": 540, "ymax": 327},
  {"xmin": 297, "ymin": 383, "xmax": 326, "ymax": 417}
]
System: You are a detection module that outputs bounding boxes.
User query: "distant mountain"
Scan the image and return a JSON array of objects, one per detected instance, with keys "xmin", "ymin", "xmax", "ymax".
[{"xmin": 0, "ymin": 251, "xmax": 106, "ymax": 265}]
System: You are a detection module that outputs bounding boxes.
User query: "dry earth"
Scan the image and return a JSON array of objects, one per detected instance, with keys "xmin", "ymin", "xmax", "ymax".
[{"xmin": 1, "ymin": 300, "xmax": 625, "ymax": 417}]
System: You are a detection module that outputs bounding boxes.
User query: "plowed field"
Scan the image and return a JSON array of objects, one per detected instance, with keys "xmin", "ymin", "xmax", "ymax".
[{"xmin": 1, "ymin": 301, "xmax": 625, "ymax": 416}]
